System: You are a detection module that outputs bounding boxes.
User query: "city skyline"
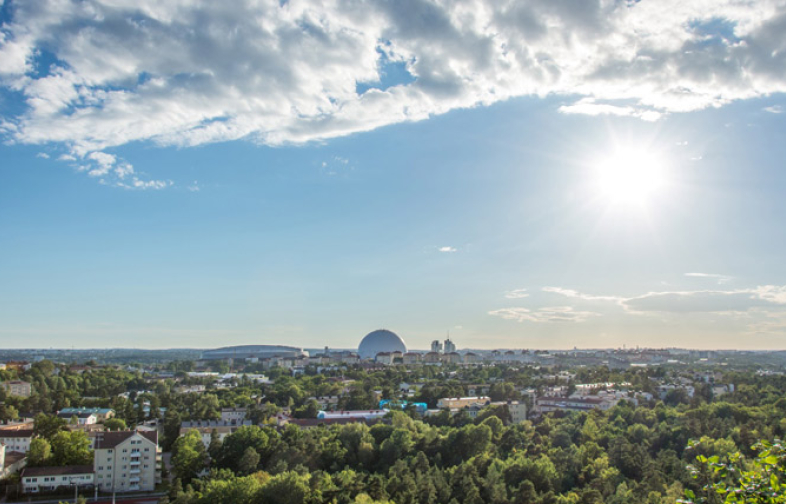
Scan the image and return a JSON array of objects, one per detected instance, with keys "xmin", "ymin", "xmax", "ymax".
[{"xmin": 1, "ymin": 1, "xmax": 786, "ymax": 350}]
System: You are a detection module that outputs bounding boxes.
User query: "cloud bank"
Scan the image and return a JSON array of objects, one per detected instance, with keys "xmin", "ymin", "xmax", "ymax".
[{"xmin": 1, "ymin": 0, "xmax": 785, "ymax": 184}]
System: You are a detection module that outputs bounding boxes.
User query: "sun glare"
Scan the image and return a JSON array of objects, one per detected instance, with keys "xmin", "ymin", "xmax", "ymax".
[{"xmin": 596, "ymin": 148, "xmax": 666, "ymax": 205}]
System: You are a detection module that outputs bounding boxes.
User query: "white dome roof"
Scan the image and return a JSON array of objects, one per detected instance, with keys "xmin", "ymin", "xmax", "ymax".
[{"xmin": 358, "ymin": 329, "xmax": 407, "ymax": 359}]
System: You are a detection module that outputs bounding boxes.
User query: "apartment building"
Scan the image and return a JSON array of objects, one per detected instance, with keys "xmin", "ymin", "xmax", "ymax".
[
  {"xmin": 57, "ymin": 411, "xmax": 98, "ymax": 425},
  {"xmin": 0, "ymin": 429, "xmax": 33, "ymax": 453},
  {"xmin": 180, "ymin": 420, "xmax": 252, "ymax": 449},
  {"xmin": 220, "ymin": 407, "xmax": 248, "ymax": 424},
  {"xmin": 93, "ymin": 431, "xmax": 160, "ymax": 492},
  {"xmin": 1, "ymin": 381, "xmax": 32, "ymax": 398},
  {"xmin": 59, "ymin": 407, "xmax": 115, "ymax": 422},
  {"xmin": 21, "ymin": 465, "xmax": 94, "ymax": 494},
  {"xmin": 437, "ymin": 396, "xmax": 491, "ymax": 409}
]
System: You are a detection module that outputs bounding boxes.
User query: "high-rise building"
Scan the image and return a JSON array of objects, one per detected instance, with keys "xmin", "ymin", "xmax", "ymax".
[
  {"xmin": 431, "ymin": 340, "xmax": 443, "ymax": 353},
  {"xmin": 444, "ymin": 338, "xmax": 456, "ymax": 354}
]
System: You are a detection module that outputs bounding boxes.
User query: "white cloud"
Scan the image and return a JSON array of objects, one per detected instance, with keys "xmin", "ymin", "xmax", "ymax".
[
  {"xmin": 0, "ymin": 0, "xmax": 785, "ymax": 161},
  {"xmin": 117, "ymin": 178, "xmax": 172, "ymax": 190},
  {"xmin": 505, "ymin": 288, "xmax": 530, "ymax": 299},
  {"xmin": 685, "ymin": 272, "xmax": 732, "ymax": 284},
  {"xmin": 36, "ymin": 152, "xmax": 49, "ymax": 159},
  {"xmin": 438, "ymin": 246, "xmax": 457, "ymax": 253},
  {"xmin": 764, "ymin": 105, "xmax": 783, "ymax": 113},
  {"xmin": 542, "ymin": 286, "xmax": 623, "ymax": 303},
  {"xmin": 489, "ymin": 306, "xmax": 600, "ymax": 323},
  {"xmin": 559, "ymin": 98, "xmax": 662, "ymax": 121},
  {"xmin": 544, "ymin": 284, "xmax": 786, "ymax": 314},
  {"xmin": 187, "ymin": 181, "xmax": 200, "ymax": 192}
]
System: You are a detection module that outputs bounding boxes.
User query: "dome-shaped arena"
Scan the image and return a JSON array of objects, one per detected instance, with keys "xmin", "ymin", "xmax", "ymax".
[{"xmin": 358, "ymin": 329, "xmax": 407, "ymax": 359}]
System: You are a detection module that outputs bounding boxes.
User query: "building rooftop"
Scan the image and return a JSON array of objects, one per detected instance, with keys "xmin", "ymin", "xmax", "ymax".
[
  {"xmin": 93, "ymin": 430, "xmax": 157, "ymax": 449},
  {"xmin": 22, "ymin": 465, "xmax": 94, "ymax": 477},
  {"xmin": 0, "ymin": 429, "xmax": 34, "ymax": 438}
]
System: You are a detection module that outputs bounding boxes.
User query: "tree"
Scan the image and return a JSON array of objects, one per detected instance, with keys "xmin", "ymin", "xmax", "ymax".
[
  {"xmin": 238, "ymin": 446, "xmax": 261, "ymax": 475},
  {"xmin": 171, "ymin": 429, "xmax": 207, "ymax": 482},
  {"xmin": 33, "ymin": 413, "xmax": 67, "ymax": 441},
  {"xmin": 217, "ymin": 426, "xmax": 270, "ymax": 473},
  {"xmin": 0, "ymin": 402, "xmax": 18, "ymax": 422},
  {"xmin": 681, "ymin": 438, "xmax": 786, "ymax": 503},
  {"xmin": 208, "ymin": 429, "xmax": 222, "ymax": 460},
  {"xmin": 103, "ymin": 418, "xmax": 127, "ymax": 431},
  {"xmin": 50, "ymin": 431, "xmax": 93, "ymax": 466},
  {"xmin": 27, "ymin": 438, "xmax": 52, "ymax": 466},
  {"xmin": 258, "ymin": 471, "xmax": 311, "ymax": 504}
]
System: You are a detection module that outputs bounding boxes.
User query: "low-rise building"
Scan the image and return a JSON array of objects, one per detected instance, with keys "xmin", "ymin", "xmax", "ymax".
[
  {"xmin": 307, "ymin": 396, "xmax": 341, "ymax": 411},
  {"xmin": 59, "ymin": 408, "xmax": 115, "ymax": 422},
  {"xmin": 444, "ymin": 352, "xmax": 462, "ymax": 364},
  {"xmin": 21, "ymin": 465, "xmax": 94, "ymax": 494},
  {"xmin": 437, "ymin": 396, "xmax": 491, "ymax": 410},
  {"xmin": 466, "ymin": 384, "xmax": 490, "ymax": 396},
  {"xmin": 536, "ymin": 396, "xmax": 619, "ymax": 414},
  {"xmin": 402, "ymin": 352, "xmax": 422, "ymax": 365},
  {"xmin": 1, "ymin": 381, "xmax": 32, "ymax": 398},
  {"xmin": 220, "ymin": 408, "xmax": 248, "ymax": 424},
  {"xmin": 317, "ymin": 410, "xmax": 388, "ymax": 421},
  {"xmin": 498, "ymin": 401, "xmax": 527, "ymax": 423},
  {"xmin": 463, "ymin": 353, "xmax": 480, "ymax": 364},
  {"xmin": 423, "ymin": 352, "xmax": 442, "ymax": 364},
  {"xmin": 0, "ymin": 429, "xmax": 33, "ymax": 453},
  {"xmin": 179, "ymin": 420, "xmax": 252, "ymax": 449},
  {"xmin": 58, "ymin": 411, "xmax": 98, "ymax": 425}
]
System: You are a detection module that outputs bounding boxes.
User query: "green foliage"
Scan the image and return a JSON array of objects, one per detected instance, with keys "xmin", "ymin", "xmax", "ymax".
[
  {"xmin": 27, "ymin": 437, "xmax": 52, "ymax": 467},
  {"xmin": 50, "ymin": 430, "xmax": 93, "ymax": 466},
  {"xmin": 103, "ymin": 417, "xmax": 127, "ymax": 431},
  {"xmin": 172, "ymin": 429, "xmax": 208, "ymax": 482},
  {"xmin": 33, "ymin": 413, "xmax": 68, "ymax": 441},
  {"xmin": 681, "ymin": 439, "xmax": 786, "ymax": 503}
]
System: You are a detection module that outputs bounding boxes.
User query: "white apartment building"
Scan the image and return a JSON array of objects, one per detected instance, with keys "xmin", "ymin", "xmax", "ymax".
[
  {"xmin": 501, "ymin": 401, "xmax": 528, "ymax": 423},
  {"xmin": 57, "ymin": 411, "xmax": 98, "ymax": 425},
  {"xmin": 220, "ymin": 407, "xmax": 248, "ymax": 424},
  {"xmin": 1, "ymin": 380, "xmax": 32, "ymax": 398},
  {"xmin": 21, "ymin": 465, "xmax": 94, "ymax": 493},
  {"xmin": 0, "ymin": 429, "xmax": 33, "ymax": 453},
  {"xmin": 179, "ymin": 420, "xmax": 252, "ymax": 449},
  {"xmin": 93, "ymin": 431, "xmax": 160, "ymax": 492}
]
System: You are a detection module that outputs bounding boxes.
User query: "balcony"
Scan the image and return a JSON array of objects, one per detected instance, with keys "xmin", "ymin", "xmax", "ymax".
[{"xmin": 130, "ymin": 468, "xmax": 140, "ymax": 474}]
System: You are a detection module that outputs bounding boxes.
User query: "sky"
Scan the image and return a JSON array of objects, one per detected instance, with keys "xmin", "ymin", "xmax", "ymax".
[{"xmin": 1, "ymin": 0, "xmax": 786, "ymax": 350}]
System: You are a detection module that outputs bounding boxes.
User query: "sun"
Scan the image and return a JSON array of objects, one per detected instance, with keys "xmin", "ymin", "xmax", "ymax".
[{"xmin": 596, "ymin": 147, "xmax": 666, "ymax": 205}]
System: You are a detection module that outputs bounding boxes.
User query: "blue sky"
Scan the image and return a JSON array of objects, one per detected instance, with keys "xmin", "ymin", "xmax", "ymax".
[{"xmin": 1, "ymin": 0, "xmax": 786, "ymax": 350}]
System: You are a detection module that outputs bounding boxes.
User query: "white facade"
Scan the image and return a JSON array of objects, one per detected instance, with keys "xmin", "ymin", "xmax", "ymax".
[
  {"xmin": 93, "ymin": 431, "xmax": 160, "ymax": 493},
  {"xmin": 1, "ymin": 381, "xmax": 32, "ymax": 398},
  {"xmin": 220, "ymin": 408, "xmax": 248, "ymax": 423},
  {"xmin": 22, "ymin": 466, "xmax": 94, "ymax": 494},
  {"xmin": 0, "ymin": 430, "xmax": 33, "ymax": 453}
]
